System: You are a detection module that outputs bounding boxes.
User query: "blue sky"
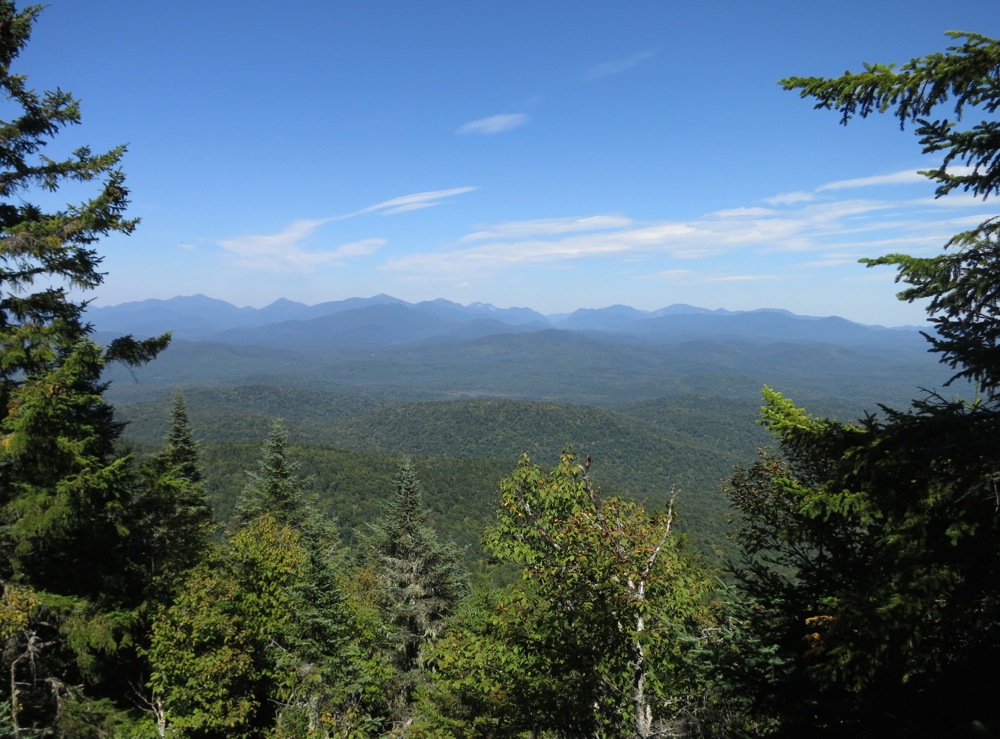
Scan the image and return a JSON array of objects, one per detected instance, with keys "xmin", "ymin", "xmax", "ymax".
[{"xmin": 19, "ymin": 0, "xmax": 999, "ymax": 325}]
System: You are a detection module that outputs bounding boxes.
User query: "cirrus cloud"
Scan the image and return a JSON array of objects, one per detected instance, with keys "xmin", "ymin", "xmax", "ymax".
[
  {"xmin": 818, "ymin": 169, "xmax": 930, "ymax": 191},
  {"xmin": 585, "ymin": 50, "xmax": 656, "ymax": 80},
  {"xmin": 215, "ymin": 187, "xmax": 476, "ymax": 272},
  {"xmin": 355, "ymin": 186, "xmax": 478, "ymax": 216},
  {"xmin": 456, "ymin": 113, "xmax": 530, "ymax": 135},
  {"xmin": 218, "ymin": 219, "xmax": 388, "ymax": 272},
  {"xmin": 381, "ymin": 181, "xmax": 996, "ymax": 281},
  {"xmin": 460, "ymin": 215, "xmax": 633, "ymax": 243}
]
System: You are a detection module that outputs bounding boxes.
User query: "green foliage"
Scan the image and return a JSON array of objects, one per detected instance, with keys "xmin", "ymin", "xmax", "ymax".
[
  {"xmin": 781, "ymin": 31, "xmax": 1000, "ymax": 200},
  {"xmin": 724, "ymin": 33, "xmax": 1000, "ymax": 736},
  {"xmin": 146, "ymin": 550, "xmax": 264, "ymax": 736},
  {"xmin": 235, "ymin": 419, "xmax": 308, "ymax": 527},
  {"xmin": 364, "ymin": 458, "xmax": 468, "ymax": 720},
  {"xmin": 120, "ymin": 390, "xmax": 783, "ymax": 561},
  {"xmin": 0, "ymin": 1, "xmax": 168, "ymax": 407},
  {"xmin": 0, "ymin": 336, "xmax": 157, "ymax": 734},
  {"xmin": 425, "ymin": 453, "xmax": 719, "ymax": 737},
  {"xmin": 728, "ymin": 389, "xmax": 1000, "ymax": 735},
  {"xmin": 784, "ymin": 32, "xmax": 1000, "ymax": 394},
  {"xmin": 863, "ymin": 220, "xmax": 1000, "ymax": 393},
  {"xmin": 414, "ymin": 588, "xmax": 549, "ymax": 738},
  {"xmin": 147, "ymin": 423, "xmax": 387, "ymax": 737},
  {"xmin": 106, "ymin": 322, "xmax": 942, "ymax": 415},
  {"xmin": 1, "ymin": 342, "xmax": 131, "ymax": 595},
  {"xmin": 147, "ymin": 514, "xmax": 326, "ymax": 737},
  {"xmin": 164, "ymin": 389, "xmax": 204, "ymax": 483},
  {"xmin": 128, "ymin": 390, "xmax": 213, "ymax": 602},
  {"xmin": 0, "ymin": 1, "xmax": 168, "ymax": 732}
]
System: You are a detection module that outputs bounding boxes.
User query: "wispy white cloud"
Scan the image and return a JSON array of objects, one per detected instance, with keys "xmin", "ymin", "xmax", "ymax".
[
  {"xmin": 215, "ymin": 187, "xmax": 475, "ymax": 272},
  {"xmin": 764, "ymin": 191, "xmax": 814, "ymax": 206},
  {"xmin": 355, "ymin": 187, "xmax": 478, "ymax": 216},
  {"xmin": 456, "ymin": 113, "xmax": 530, "ymax": 135},
  {"xmin": 331, "ymin": 238, "xmax": 386, "ymax": 258},
  {"xmin": 710, "ymin": 207, "xmax": 775, "ymax": 219},
  {"xmin": 460, "ymin": 215, "xmax": 632, "ymax": 243},
  {"xmin": 818, "ymin": 169, "xmax": 929, "ymax": 191},
  {"xmin": 382, "ymin": 183, "xmax": 995, "ymax": 280},
  {"xmin": 385, "ymin": 214, "xmax": 779, "ymax": 275},
  {"xmin": 650, "ymin": 269, "xmax": 778, "ymax": 284},
  {"xmin": 585, "ymin": 50, "xmax": 656, "ymax": 79},
  {"xmin": 219, "ymin": 218, "xmax": 343, "ymax": 272},
  {"xmin": 796, "ymin": 257, "xmax": 863, "ymax": 268},
  {"xmin": 710, "ymin": 274, "xmax": 779, "ymax": 282},
  {"xmin": 653, "ymin": 269, "xmax": 694, "ymax": 279},
  {"xmin": 818, "ymin": 165, "xmax": 977, "ymax": 192},
  {"xmin": 914, "ymin": 194, "xmax": 996, "ymax": 210},
  {"xmin": 219, "ymin": 222, "xmax": 387, "ymax": 272}
]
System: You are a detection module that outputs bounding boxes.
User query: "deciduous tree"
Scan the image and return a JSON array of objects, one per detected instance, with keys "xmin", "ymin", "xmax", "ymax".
[
  {"xmin": 424, "ymin": 453, "xmax": 717, "ymax": 737},
  {"xmin": 147, "ymin": 422, "xmax": 380, "ymax": 737}
]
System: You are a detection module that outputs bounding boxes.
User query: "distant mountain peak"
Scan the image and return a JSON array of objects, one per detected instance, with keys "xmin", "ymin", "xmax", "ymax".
[
  {"xmin": 88, "ymin": 294, "xmax": 920, "ymax": 348},
  {"xmin": 651, "ymin": 304, "xmax": 736, "ymax": 317}
]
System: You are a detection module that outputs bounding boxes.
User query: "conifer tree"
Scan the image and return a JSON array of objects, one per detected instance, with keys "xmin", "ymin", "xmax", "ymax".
[
  {"xmin": 237, "ymin": 422, "xmax": 367, "ymax": 734},
  {"xmin": 235, "ymin": 419, "xmax": 303, "ymax": 527},
  {"xmin": 782, "ymin": 31, "xmax": 1000, "ymax": 393},
  {"xmin": 725, "ymin": 32, "xmax": 1000, "ymax": 736},
  {"xmin": 147, "ymin": 421, "xmax": 379, "ymax": 736},
  {"xmin": 365, "ymin": 457, "xmax": 468, "ymax": 715},
  {"xmin": 130, "ymin": 390, "xmax": 213, "ymax": 599},
  {"xmin": 163, "ymin": 389, "xmax": 203, "ymax": 484},
  {"xmin": 0, "ymin": 1, "xmax": 167, "ymax": 732}
]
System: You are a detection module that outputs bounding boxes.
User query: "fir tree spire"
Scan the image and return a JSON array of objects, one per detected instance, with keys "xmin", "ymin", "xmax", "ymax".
[
  {"xmin": 236, "ymin": 419, "xmax": 304, "ymax": 527},
  {"xmin": 365, "ymin": 457, "xmax": 468, "ymax": 716},
  {"xmin": 163, "ymin": 389, "xmax": 202, "ymax": 484}
]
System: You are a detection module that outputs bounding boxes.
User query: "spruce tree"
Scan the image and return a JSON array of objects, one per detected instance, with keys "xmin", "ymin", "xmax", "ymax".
[
  {"xmin": 234, "ymin": 421, "xmax": 361, "ymax": 734},
  {"xmin": 725, "ymin": 32, "xmax": 1000, "ymax": 736},
  {"xmin": 235, "ymin": 419, "xmax": 303, "ymax": 527},
  {"xmin": 365, "ymin": 457, "xmax": 467, "ymax": 714},
  {"xmin": 0, "ymin": 2, "xmax": 167, "ymax": 732},
  {"xmin": 130, "ymin": 390, "xmax": 213, "ymax": 599},
  {"xmin": 148, "ymin": 421, "xmax": 377, "ymax": 736},
  {"xmin": 782, "ymin": 31, "xmax": 1000, "ymax": 393},
  {"xmin": 163, "ymin": 389, "xmax": 203, "ymax": 484}
]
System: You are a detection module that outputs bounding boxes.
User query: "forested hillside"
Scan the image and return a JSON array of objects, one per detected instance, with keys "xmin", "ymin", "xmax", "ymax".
[
  {"xmin": 103, "ymin": 323, "xmax": 940, "ymax": 409},
  {"xmin": 1, "ymin": 5, "xmax": 997, "ymax": 736},
  {"xmin": 105, "ymin": 325, "xmax": 947, "ymax": 563},
  {"xmin": 118, "ymin": 390, "xmax": 773, "ymax": 558}
]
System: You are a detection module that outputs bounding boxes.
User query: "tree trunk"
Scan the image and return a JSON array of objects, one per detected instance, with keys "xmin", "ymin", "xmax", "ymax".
[{"xmin": 630, "ymin": 578, "xmax": 653, "ymax": 738}]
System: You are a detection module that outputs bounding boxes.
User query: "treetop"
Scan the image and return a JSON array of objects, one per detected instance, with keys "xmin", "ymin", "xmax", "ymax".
[{"xmin": 781, "ymin": 31, "xmax": 1000, "ymax": 200}]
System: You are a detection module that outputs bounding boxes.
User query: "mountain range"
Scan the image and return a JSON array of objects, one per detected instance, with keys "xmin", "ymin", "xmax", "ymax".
[
  {"xmin": 89, "ymin": 294, "xmax": 923, "ymax": 353},
  {"xmin": 97, "ymin": 295, "xmax": 949, "ymax": 558}
]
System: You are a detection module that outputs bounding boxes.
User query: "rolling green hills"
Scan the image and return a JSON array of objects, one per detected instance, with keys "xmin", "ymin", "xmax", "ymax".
[{"xmin": 107, "ymin": 302, "xmax": 959, "ymax": 566}]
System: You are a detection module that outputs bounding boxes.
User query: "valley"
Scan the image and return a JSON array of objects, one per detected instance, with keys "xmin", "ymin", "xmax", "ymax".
[{"xmin": 100, "ymin": 294, "xmax": 951, "ymax": 561}]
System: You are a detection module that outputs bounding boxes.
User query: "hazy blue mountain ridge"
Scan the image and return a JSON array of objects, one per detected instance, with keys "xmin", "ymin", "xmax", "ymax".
[
  {"xmin": 99, "ymin": 296, "xmax": 949, "ymax": 564},
  {"xmin": 89, "ymin": 294, "xmax": 921, "ymax": 352}
]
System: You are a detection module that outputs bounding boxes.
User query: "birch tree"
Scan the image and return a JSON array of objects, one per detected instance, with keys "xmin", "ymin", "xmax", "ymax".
[{"xmin": 477, "ymin": 452, "xmax": 718, "ymax": 737}]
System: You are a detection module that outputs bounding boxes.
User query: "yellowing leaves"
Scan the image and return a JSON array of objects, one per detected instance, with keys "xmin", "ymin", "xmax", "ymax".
[{"xmin": 0, "ymin": 582, "xmax": 38, "ymax": 642}]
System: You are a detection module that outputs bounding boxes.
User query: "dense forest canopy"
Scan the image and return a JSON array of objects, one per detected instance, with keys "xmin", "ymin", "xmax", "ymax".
[{"xmin": 0, "ymin": 3, "xmax": 997, "ymax": 735}]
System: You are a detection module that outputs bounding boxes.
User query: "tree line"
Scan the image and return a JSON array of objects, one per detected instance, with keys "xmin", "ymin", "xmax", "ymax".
[{"xmin": 1, "ymin": 2, "xmax": 998, "ymax": 735}]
